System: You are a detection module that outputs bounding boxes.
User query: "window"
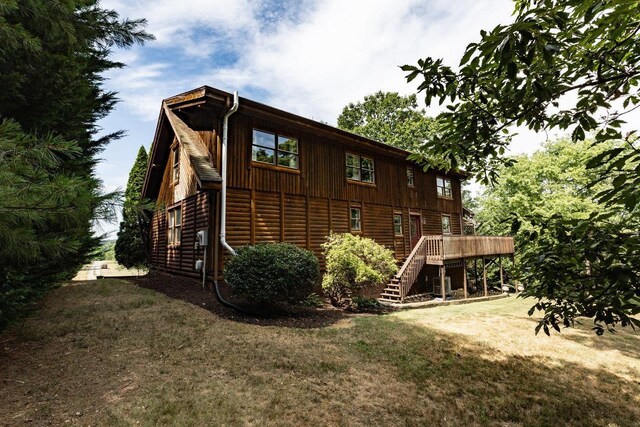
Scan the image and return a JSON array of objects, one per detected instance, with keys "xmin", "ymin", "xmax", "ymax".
[
  {"xmin": 350, "ymin": 207, "xmax": 362, "ymax": 231},
  {"xmin": 172, "ymin": 145, "xmax": 180, "ymax": 183},
  {"xmin": 437, "ymin": 176, "xmax": 452, "ymax": 198},
  {"xmin": 168, "ymin": 207, "xmax": 182, "ymax": 245},
  {"xmin": 441, "ymin": 214, "xmax": 451, "ymax": 234},
  {"xmin": 393, "ymin": 214, "xmax": 403, "ymax": 236},
  {"xmin": 252, "ymin": 129, "xmax": 298, "ymax": 169},
  {"xmin": 407, "ymin": 167, "xmax": 415, "ymax": 187},
  {"xmin": 346, "ymin": 154, "xmax": 375, "ymax": 183}
]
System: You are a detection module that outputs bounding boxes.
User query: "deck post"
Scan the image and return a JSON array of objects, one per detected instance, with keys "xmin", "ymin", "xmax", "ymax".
[
  {"xmin": 474, "ymin": 259, "xmax": 478, "ymax": 289},
  {"xmin": 499, "ymin": 255, "xmax": 504, "ymax": 292},
  {"xmin": 440, "ymin": 265, "xmax": 446, "ymax": 301},
  {"xmin": 462, "ymin": 258, "xmax": 468, "ymax": 299},
  {"xmin": 483, "ymin": 257, "xmax": 488, "ymax": 297}
]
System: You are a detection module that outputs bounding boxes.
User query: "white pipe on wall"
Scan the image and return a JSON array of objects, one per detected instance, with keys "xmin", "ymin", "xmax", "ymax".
[{"xmin": 220, "ymin": 91, "xmax": 239, "ymax": 256}]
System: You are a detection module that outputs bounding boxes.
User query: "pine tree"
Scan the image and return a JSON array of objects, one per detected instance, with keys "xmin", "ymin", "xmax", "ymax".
[
  {"xmin": 0, "ymin": 1, "xmax": 153, "ymax": 328},
  {"xmin": 115, "ymin": 146, "xmax": 150, "ymax": 268}
]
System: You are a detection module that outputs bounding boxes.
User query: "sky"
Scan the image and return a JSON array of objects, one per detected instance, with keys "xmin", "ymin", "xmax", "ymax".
[{"xmin": 93, "ymin": 0, "xmax": 629, "ymax": 236}]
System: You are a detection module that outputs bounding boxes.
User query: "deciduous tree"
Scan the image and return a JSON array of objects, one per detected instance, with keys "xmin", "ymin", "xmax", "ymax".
[
  {"xmin": 337, "ymin": 91, "xmax": 437, "ymax": 152},
  {"xmin": 402, "ymin": 0, "xmax": 640, "ymax": 333}
]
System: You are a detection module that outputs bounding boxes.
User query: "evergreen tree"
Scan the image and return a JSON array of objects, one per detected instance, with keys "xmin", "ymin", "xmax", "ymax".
[
  {"xmin": 0, "ymin": 1, "xmax": 153, "ymax": 328},
  {"xmin": 115, "ymin": 146, "xmax": 150, "ymax": 268}
]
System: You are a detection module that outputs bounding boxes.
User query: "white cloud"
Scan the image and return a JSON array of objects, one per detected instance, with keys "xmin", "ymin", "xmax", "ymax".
[{"xmin": 102, "ymin": 0, "xmax": 515, "ymax": 122}]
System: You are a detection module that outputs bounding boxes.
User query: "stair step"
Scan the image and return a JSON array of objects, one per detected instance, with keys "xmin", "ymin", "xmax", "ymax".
[
  {"xmin": 380, "ymin": 293, "xmax": 402, "ymax": 300},
  {"xmin": 383, "ymin": 289, "xmax": 400, "ymax": 294}
]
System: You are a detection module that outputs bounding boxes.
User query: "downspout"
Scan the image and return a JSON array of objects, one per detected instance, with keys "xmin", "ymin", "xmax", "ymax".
[
  {"xmin": 220, "ymin": 90, "xmax": 238, "ymax": 256},
  {"xmin": 212, "ymin": 91, "xmax": 245, "ymax": 312}
]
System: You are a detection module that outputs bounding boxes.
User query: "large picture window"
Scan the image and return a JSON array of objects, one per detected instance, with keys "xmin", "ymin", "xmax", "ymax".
[
  {"xmin": 252, "ymin": 129, "xmax": 298, "ymax": 169},
  {"xmin": 350, "ymin": 207, "xmax": 362, "ymax": 231},
  {"xmin": 346, "ymin": 154, "xmax": 375, "ymax": 183},
  {"xmin": 168, "ymin": 207, "xmax": 182, "ymax": 245},
  {"xmin": 437, "ymin": 176, "xmax": 452, "ymax": 198}
]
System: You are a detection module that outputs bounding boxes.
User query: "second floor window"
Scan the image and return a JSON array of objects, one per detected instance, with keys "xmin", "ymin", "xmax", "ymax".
[
  {"xmin": 346, "ymin": 153, "xmax": 375, "ymax": 183},
  {"xmin": 172, "ymin": 145, "xmax": 180, "ymax": 183},
  {"xmin": 252, "ymin": 129, "xmax": 298, "ymax": 169},
  {"xmin": 168, "ymin": 207, "xmax": 182, "ymax": 245},
  {"xmin": 407, "ymin": 167, "xmax": 415, "ymax": 187},
  {"xmin": 437, "ymin": 176, "xmax": 452, "ymax": 198}
]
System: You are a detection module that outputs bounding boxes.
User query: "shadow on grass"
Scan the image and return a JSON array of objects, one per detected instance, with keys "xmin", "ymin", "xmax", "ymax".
[
  {"xmin": 346, "ymin": 316, "xmax": 640, "ymax": 426},
  {"xmin": 130, "ymin": 271, "xmax": 350, "ymax": 329},
  {"xmin": 552, "ymin": 320, "xmax": 640, "ymax": 360}
]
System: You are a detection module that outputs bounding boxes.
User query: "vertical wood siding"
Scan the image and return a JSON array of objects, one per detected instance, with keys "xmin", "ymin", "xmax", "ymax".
[{"xmin": 149, "ymin": 192, "xmax": 210, "ymax": 276}]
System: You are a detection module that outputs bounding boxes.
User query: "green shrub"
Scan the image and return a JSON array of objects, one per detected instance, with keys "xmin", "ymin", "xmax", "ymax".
[
  {"xmin": 224, "ymin": 243, "xmax": 320, "ymax": 305},
  {"xmin": 351, "ymin": 296, "xmax": 382, "ymax": 312},
  {"xmin": 322, "ymin": 233, "xmax": 398, "ymax": 305},
  {"xmin": 300, "ymin": 293, "xmax": 325, "ymax": 307}
]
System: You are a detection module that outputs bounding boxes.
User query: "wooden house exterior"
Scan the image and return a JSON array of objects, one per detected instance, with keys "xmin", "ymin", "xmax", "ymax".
[{"xmin": 141, "ymin": 86, "xmax": 514, "ymax": 303}]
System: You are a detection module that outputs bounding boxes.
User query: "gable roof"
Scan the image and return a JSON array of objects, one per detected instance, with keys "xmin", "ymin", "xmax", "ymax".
[
  {"xmin": 163, "ymin": 105, "xmax": 221, "ymax": 185},
  {"xmin": 141, "ymin": 102, "xmax": 221, "ymax": 200}
]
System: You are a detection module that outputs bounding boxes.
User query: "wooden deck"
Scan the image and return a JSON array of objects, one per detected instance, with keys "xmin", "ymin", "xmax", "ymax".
[
  {"xmin": 380, "ymin": 234, "xmax": 514, "ymax": 303},
  {"xmin": 425, "ymin": 235, "xmax": 514, "ymax": 264}
]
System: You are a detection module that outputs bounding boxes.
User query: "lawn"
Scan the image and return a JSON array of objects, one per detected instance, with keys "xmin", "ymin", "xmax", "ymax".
[{"xmin": 0, "ymin": 279, "xmax": 638, "ymax": 426}]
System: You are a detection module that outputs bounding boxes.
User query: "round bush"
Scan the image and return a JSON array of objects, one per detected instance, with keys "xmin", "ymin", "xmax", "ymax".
[
  {"xmin": 322, "ymin": 233, "xmax": 398, "ymax": 305},
  {"xmin": 224, "ymin": 243, "xmax": 320, "ymax": 304}
]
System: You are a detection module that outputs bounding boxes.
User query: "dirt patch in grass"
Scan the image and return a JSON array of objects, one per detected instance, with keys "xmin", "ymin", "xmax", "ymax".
[
  {"xmin": 130, "ymin": 270, "xmax": 350, "ymax": 329},
  {"xmin": 0, "ymin": 280, "xmax": 637, "ymax": 426}
]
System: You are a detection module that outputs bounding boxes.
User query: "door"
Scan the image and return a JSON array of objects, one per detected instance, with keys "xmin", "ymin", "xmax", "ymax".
[{"xmin": 410, "ymin": 214, "xmax": 422, "ymax": 249}]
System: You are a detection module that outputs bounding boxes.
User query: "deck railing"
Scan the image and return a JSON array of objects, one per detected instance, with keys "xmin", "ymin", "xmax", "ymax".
[
  {"xmin": 428, "ymin": 235, "xmax": 514, "ymax": 261},
  {"xmin": 396, "ymin": 236, "xmax": 428, "ymax": 299},
  {"xmin": 390, "ymin": 235, "xmax": 514, "ymax": 301}
]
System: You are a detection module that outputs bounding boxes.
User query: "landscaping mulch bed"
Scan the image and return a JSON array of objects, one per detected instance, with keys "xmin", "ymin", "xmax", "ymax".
[{"xmin": 129, "ymin": 271, "xmax": 351, "ymax": 329}]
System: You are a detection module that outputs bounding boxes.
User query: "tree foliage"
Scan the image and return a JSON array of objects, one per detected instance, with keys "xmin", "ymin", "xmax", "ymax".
[
  {"xmin": 322, "ymin": 233, "xmax": 398, "ymax": 305},
  {"xmin": 337, "ymin": 91, "xmax": 437, "ymax": 151},
  {"xmin": 476, "ymin": 139, "xmax": 609, "ymax": 236},
  {"xmin": 403, "ymin": 0, "xmax": 640, "ymax": 333},
  {"xmin": 0, "ymin": 1, "xmax": 152, "ymax": 327},
  {"xmin": 115, "ymin": 146, "xmax": 150, "ymax": 269}
]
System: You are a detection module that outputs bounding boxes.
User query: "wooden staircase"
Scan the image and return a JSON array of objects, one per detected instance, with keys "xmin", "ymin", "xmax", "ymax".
[{"xmin": 380, "ymin": 236, "xmax": 431, "ymax": 303}]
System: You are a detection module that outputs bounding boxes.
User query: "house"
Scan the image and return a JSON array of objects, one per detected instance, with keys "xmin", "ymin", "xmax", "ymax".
[{"xmin": 141, "ymin": 86, "xmax": 514, "ymax": 303}]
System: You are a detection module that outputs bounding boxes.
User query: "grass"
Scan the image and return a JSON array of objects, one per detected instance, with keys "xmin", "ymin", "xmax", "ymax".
[{"xmin": 0, "ymin": 279, "xmax": 638, "ymax": 426}]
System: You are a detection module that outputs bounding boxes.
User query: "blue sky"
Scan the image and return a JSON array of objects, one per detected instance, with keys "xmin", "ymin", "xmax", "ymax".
[{"xmin": 94, "ymin": 0, "xmax": 640, "ymax": 236}]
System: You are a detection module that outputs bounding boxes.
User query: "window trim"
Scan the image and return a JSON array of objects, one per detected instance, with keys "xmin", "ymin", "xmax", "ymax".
[
  {"xmin": 441, "ymin": 214, "xmax": 452, "ymax": 235},
  {"xmin": 350, "ymin": 206, "xmax": 362, "ymax": 232},
  {"xmin": 167, "ymin": 206, "xmax": 182, "ymax": 246},
  {"xmin": 346, "ymin": 152, "xmax": 376, "ymax": 185},
  {"xmin": 406, "ymin": 167, "xmax": 415, "ymax": 188},
  {"xmin": 172, "ymin": 144, "xmax": 180, "ymax": 184},
  {"xmin": 437, "ymin": 176, "xmax": 453, "ymax": 199},
  {"xmin": 393, "ymin": 213, "xmax": 403, "ymax": 236},
  {"xmin": 251, "ymin": 128, "xmax": 299, "ymax": 170}
]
